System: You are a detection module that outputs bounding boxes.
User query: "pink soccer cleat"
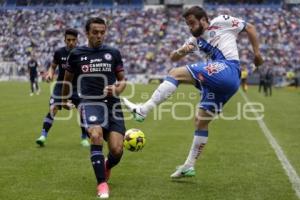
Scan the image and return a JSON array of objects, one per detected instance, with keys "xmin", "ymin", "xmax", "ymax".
[{"xmin": 97, "ymin": 182, "xmax": 109, "ymax": 199}]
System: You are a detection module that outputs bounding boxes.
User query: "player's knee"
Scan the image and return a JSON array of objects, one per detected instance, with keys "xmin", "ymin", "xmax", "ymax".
[
  {"xmin": 90, "ymin": 134, "xmax": 103, "ymax": 145},
  {"xmin": 89, "ymin": 127, "xmax": 103, "ymax": 144},
  {"xmin": 196, "ymin": 119, "xmax": 210, "ymax": 129},
  {"xmin": 110, "ymin": 145, "xmax": 123, "ymax": 157},
  {"xmin": 168, "ymin": 68, "xmax": 180, "ymax": 79},
  {"xmin": 195, "ymin": 115, "xmax": 211, "ymax": 130},
  {"xmin": 50, "ymin": 106, "xmax": 58, "ymax": 117}
]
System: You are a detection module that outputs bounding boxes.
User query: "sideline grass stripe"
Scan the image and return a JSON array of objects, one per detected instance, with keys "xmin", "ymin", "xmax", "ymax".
[{"xmin": 239, "ymin": 90, "xmax": 300, "ymax": 199}]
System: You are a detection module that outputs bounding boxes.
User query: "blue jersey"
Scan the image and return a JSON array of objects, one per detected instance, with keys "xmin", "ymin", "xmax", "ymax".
[
  {"xmin": 66, "ymin": 45, "xmax": 124, "ymax": 103},
  {"xmin": 52, "ymin": 47, "xmax": 78, "ymax": 95},
  {"xmin": 53, "ymin": 47, "xmax": 70, "ymax": 82}
]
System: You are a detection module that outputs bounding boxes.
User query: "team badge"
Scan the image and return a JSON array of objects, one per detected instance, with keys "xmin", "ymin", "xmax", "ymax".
[
  {"xmin": 204, "ymin": 62, "xmax": 227, "ymax": 76},
  {"xmin": 104, "ymin": 53, "xmax": 112, "ymax": 61},
  {"xmin": 210, "ymin": 31, "xmax": 216, "ymax": 38},
  {"xmin": 81, "ymin": 65, "xmax": 89, "ymax": 73}
]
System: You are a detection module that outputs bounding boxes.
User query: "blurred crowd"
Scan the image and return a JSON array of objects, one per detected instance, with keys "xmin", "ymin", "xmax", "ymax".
[
  {"xmin": 0, "ymin": 6, "xmax": 299, "ymax": 80},
  {"xmin": 205, "ymin": 0, "xmax": 281, "ymax": 4}
]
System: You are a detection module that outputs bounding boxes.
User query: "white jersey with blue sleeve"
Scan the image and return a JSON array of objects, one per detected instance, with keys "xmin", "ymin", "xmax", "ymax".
[
  {"xmin": 184, "ymin": 15, "xmax": 246, "ymax": 113},
  {"xmin": 187, "ymin": 15, "xmax": 246, "ymax": 61}
]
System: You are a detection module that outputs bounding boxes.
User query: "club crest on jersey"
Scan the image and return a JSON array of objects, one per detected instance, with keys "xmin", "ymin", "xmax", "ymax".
[
  {"xmin": 204, "ymin": 62, "xmax": 227, "ymax": 76},
  {"xmin": 81, "ymin": 65, "xmax": 89, "ymax": 73},
  {"xmin": 209, "ymin": 31, "xmax": 216, "ymax": 38},
  {"xmin": 104, "ymin": 53, "xmax": 112, "ymax": 61}
]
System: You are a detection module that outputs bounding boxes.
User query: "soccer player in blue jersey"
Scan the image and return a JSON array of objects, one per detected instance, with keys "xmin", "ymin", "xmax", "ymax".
[
  {"xmin": 61, "ymin": 18, "xmax": 126, "ymax": 199},
  {"xmin": 123, "ymin": 6, "xmax": 264, "ymax": 178},
  {"xmin": 35, "ymin": 29, "xmax": 90, "ymax": 147},
  {"xmin": 27, "ymin": 54, "xmax": 40, "ymax": 96}
]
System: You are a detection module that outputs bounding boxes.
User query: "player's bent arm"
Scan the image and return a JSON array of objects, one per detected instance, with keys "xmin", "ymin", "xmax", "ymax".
[
  {"xmin": 245, "ymin": 23, "xmax": 264, "ymax": 66},
  {"xmin": 114, "ymin": 71, "xmax": 126, "ymax": 96},
  {"xmin": 103, "ymin": 71, "xmax": 126, "ymax": 97},
  {"xmin": 170, "ymin": 48, "xmax": 187, "ymax": 62},
  {"xmin": 170, "ymin": 43, "xmax": 195, "ymax": 62},
  {"xmin": 245, "ymin": 23, "xmax": 259, "ymax": 54},
  {"xmin": 61, "ymin": 70, "xmax": 74, "ymax": 104},
  {"xmin": 46, "ymin": 63, "xmax": 58, "ymax": 81}
]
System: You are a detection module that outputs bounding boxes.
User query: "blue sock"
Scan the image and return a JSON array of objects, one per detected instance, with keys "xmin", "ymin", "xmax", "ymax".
[
  {"xmin": 91, "ymin": 145, "xmax": 105, "ymax": 184},
  {"xmin": 195, "ymin": 130, "xmax": 208, "ymax": 137},
  {"xmin": 41, "ymin": 113, "xmax": 54, "ymax": 137},
  {"xmin": 107, "ymin": 151, "xmax": 123, "ymax": 169}
]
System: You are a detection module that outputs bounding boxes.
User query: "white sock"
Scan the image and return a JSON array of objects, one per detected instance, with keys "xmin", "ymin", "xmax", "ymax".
[
  {"xmin": 141, "ymin": 77, "xmax": 178, "ymax": 115},
  {"xmin": 184, "ymin": 130, "xmax": 208, "ymax": 168}
]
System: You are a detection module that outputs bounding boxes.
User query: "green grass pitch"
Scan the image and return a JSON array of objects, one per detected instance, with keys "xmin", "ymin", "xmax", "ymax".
[{"xmin": 0, "ymin": 82, "xmax": 300, "ymax": 200}]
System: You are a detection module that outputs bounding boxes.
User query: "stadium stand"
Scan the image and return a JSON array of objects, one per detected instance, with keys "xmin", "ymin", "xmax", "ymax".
[
  {"xmin": 0, "ymin": 0, "xmax": 299, "ymax": 85},
  {"xmin": 205, "ymin": 0, "xmax": 282, "ymax": 4}
]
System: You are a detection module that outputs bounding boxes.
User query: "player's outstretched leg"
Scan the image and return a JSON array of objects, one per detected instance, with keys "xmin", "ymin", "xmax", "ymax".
[
  {"xmin": 122, "ymin": 98, "xmax": 146, "ymax": 122},
  {"xmin": 123, "ymin": 76, "xmax": 179, "ymax": 122}
]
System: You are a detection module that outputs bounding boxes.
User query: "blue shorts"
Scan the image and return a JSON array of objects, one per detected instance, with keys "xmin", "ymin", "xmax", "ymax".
[
  {"xmin": 30, "ymin": 75, "xmax": 37, "ymax": 82},
  {"xmin": 80, "ymin": 101, "xmax": 126, "ymax": 137},
  {"xmin": 186, "ymin": 60, "xmax": 241, "ymax": 113}
]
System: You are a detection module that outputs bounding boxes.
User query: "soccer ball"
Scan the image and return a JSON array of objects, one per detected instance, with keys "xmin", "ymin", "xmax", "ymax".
[{"xmin": 123, "ymin": 128, "xmax": 146, "ymax": 152}]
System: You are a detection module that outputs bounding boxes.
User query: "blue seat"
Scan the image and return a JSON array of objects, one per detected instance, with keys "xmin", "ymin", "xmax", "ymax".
[{"xmin": 6, "ymin": 0, "xmax": 16, "ymax": 5}]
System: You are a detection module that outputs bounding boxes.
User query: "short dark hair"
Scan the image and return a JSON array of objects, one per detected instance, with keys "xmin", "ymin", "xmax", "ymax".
[
  {"xmin": 65, "ymin": 28, "xmax": 78, "ymax": 37},
  {"xmin": 85, "ymin": 17, "xmax": 106, "ymax": 32},
  {"xmin": 183, "ymin": 6, "xmax": 208, "ymax": 22}
]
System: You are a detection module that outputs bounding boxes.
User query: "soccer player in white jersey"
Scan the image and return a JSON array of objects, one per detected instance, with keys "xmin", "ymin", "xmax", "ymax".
[{"xmin": 123, "ymin": 6, "xmax": 264, "ymax": 178}]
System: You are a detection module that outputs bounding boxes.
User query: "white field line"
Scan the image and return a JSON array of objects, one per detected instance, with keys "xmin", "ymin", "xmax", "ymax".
[{"xmin": 239, "ymin": 90, "xmax": 300, "ymax": 199}]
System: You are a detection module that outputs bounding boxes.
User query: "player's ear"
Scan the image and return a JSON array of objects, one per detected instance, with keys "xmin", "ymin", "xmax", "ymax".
[{"xmin": 200, "ymin": 17, "xmax": 206, "ymax": 24}]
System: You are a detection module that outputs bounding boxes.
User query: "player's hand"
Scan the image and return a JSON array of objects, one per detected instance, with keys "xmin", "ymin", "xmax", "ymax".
[
  {"xmin": 178, "ymin": 43, "xmax": 196, "ymax": 55},
  {"xmin": 62, "ymin": 100, "xmax": 75, "ymax": 110},
  {"xmin": 46, "ymin": 72, "xmax": 54, "ymax": 82},
  {"xmin": 254, "ymin": 53, "xmax": 264, "ymax": 67},
  {"xmin": 104, "ymin": 85, "xmax": 116, "ymax": 97},
  {"xmin": 104, "ymin": 84, "xmax": 122, "ymax": 97}
]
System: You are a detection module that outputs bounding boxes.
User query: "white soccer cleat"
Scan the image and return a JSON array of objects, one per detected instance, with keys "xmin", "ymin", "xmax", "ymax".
[
  {"xmin": 122, "ymin": 98, "xmax": 146, "ymax": 122},
  {"xmin": 170, "ymin": 165, "xmax": 196, "ymax": 179}
]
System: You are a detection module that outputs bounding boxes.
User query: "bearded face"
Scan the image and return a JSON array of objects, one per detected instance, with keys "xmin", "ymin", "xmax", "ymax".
[{"xmin": 185, "ymin": 15, "xmax": 205, "ymax": 37}]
